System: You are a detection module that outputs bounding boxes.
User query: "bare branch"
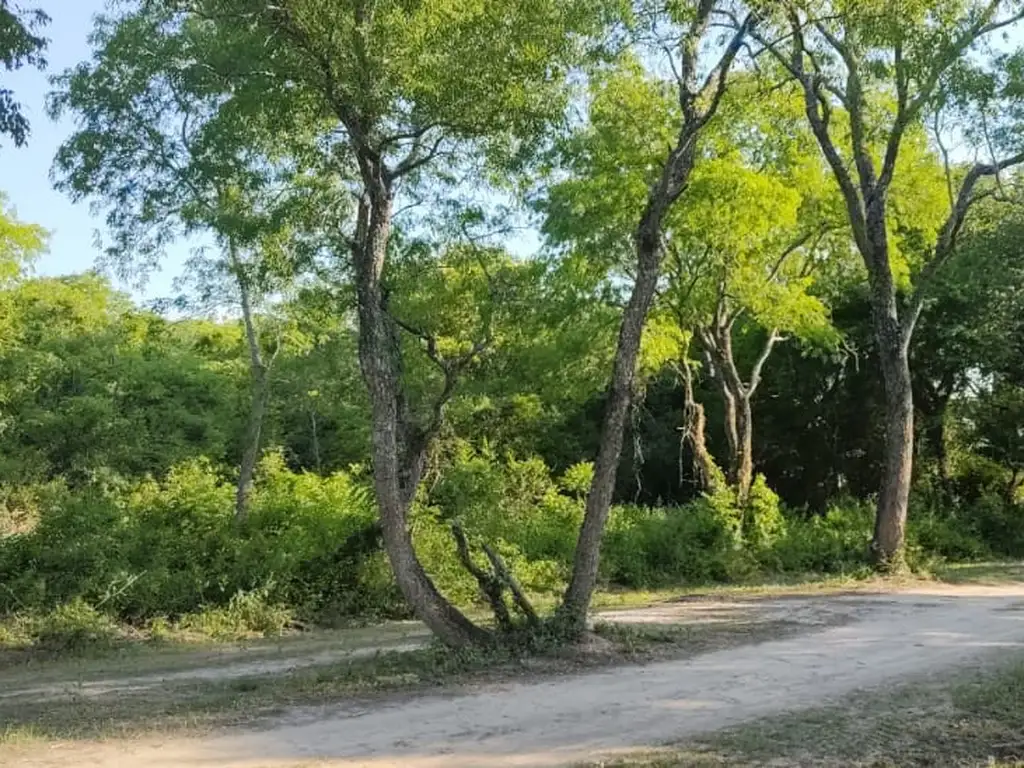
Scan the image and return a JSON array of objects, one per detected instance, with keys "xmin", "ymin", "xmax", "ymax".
[{"xmin": 748, "ymin": 329, "xmax": 782, "ymax": 396}]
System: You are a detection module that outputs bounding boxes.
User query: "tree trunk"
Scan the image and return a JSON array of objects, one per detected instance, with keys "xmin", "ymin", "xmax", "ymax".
[
  {"xmin": 869, "ymin": 253, "xmax": 915, "ymax": 568},
  {"xmin": 555, "ymin": 0, "xmax": 747, "ymax": 637},
  {"xmin": 558, "ymin": 229, "xmax": 662, "ymax": 634},
  {"xmin": 680, "ymin": 354, "xmax": 718, "ymax": 494},
  {"xmin": 735, "ymin": 392, "xmax": 754, "ymax": 503},
  {"xmin": 236, "ymin": 367, "xmax": 269, "ymax": 522},
  {"xmin": 233, "ymin": 247, "xmax": 269, "ymax": 524},
  {"xmin": 352, "ymin": 179, "xmax": 487, "ymax": 648}
]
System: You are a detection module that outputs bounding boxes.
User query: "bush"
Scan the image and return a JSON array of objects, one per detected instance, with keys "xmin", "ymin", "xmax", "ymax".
[
  {"xmin": 30, "ymin": 599, "xmax": 121, "ymax": 654},
  {"xmin": 761, "ymin": 500, "xmax": 875, "ymax": 575},
  {"xmin": 600, "ymin": 497, "xmax": 745, "ymax": 588},
  {"xmin": 177, "ymin": 588, "xmax": 292, "ymax": 640},
  {"xmin": 0, "ymin": 454, "xmax": 390, "ymax": 626}
]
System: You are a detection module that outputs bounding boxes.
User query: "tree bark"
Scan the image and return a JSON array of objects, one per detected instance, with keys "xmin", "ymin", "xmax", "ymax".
[
  {"xmin": 866, "ymin": 214, "xmax": 914, "ymax": 567},
  {"xmin": 680, "ymin": 353, "xmax": 718, "ymax": 494},
  {"xmin": 735, "ymin": 392, "xmax": 754, "ymax": 503},
  {"xmin": 352, "ymin": 176, "xmax": 488, "ymax": 648},
  {"xmin": 233, "ymin": 246, "xmax": 270, "ymax": 524},
  {"xmin": 559, "ymin": 224, "xmax": 663, "ymax": 632},
  {"xmin": 558, "ymin": 6, "xmax": 751, "ymax": 632}
]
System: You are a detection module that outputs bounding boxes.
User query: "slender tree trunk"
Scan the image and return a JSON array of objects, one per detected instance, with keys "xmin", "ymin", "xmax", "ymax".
[
  {"xmin": 735, "ymin": 392, "xmax": 754, "ymax": 503},
  {"xmin": 680, "ymin": 354, "xmax": 718, "ymax": 494},
  {"xmin": 236, "ymin": 367, "xmax": 269, "ymax": 522},
  {"xmin": 233, "ymin": 248, "xmax": 269, "ymax": 524},
  {"xmin": 352, "ymin": 179, "xmax": 487, "ymax": 648},
  {"xmin": 310, "ymin": 409, "xmax": 322, "ymax": 474},
  {"xmin": 721, "ymin": 385, "xmax": 740, "ymax": 484},
  {"xmin": 556, "ymin": 2, "xmax": 749, "ymax": 637},
  {"xmin": 559, "ymin": 227, "xmax": 662, "ymax": 633}
]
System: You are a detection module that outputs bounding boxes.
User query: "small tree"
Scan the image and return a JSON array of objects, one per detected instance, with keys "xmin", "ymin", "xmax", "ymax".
[{"xmin": 50, "ymin": 13, "xmax": 335, "ymax": 521}]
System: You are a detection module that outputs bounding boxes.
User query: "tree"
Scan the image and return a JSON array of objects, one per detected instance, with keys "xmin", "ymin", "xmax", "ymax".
[
  {"xmin": 64, "ymin": 0, "xmax": 620, "ymax": 647},
  {"xmin": 752, "ymin": 0, "xmax": 1024, "ymax": 566},
  {"xmin": 50, "ymin": 11, "xmax": 336, "ymax": 521},
  {"xmin": 554, "ymin": 1, "xmax": 751, "ymax": 634},
  {"xmin": 0, "ymin": 1, "xmax": 47, "ymax": 147},
  {"xmin": 543, "ymin": 66, "xmax": 841, "ymax": 505}
]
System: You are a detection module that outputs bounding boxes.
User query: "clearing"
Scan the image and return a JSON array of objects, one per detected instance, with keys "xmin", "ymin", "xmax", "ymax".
[{"xmin": 4, "ymin": 571, "xmax": 1024, "ymax": 767}]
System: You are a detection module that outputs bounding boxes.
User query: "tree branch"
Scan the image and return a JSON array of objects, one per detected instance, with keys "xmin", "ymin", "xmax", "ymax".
[{"xmin": 904, "ymin": 149, "xmax": 1024, "ymax": 336}]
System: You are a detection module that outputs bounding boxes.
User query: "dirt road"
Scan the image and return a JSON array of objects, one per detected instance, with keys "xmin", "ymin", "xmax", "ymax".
[{"xmin": 16, "ymin": 584, "xmax": 1024, "ymax": 768}]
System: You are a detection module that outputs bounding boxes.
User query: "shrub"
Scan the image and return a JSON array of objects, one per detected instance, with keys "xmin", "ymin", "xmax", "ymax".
[
  {"xmin": 178, "ymin": 588, "xmax": 292, "ymax": 640},
  {"xmin": 30, "ymin": 599, "xmax": 121, "ymax": 654},
  {"xmin": 761, "ymin": 500, "xmax": 875, "ymax": 575},
  {"xmin": 600, "ymin": 498, "xmax": 744, "ymax": 588}
]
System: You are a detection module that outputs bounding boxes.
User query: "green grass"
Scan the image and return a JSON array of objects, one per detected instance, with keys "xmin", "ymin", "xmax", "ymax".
[
  {"xmin": 579, "ymin": 655, "xmax": 1024, "ymax": 767},
  {"xmin": 933, "ymin": 561, "xmax": 1024, "ymax": 585}
]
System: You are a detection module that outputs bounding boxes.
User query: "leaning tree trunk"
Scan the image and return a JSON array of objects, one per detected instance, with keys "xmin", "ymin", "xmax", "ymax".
[
  {"xmin": 558, "ymin": 225, "xmax": 663, "ymax": 634},
  {"xmin": 353, "ymin": 178, "xmax": 487, "ymax": 648},
  {"xmin": 555, "ymin": 0, "xmax": 748, "ymax": 637}
]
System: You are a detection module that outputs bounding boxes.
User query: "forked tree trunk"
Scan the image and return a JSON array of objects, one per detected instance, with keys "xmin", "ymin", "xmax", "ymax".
[
  {"xmin": 353, "ymin": 178, "xmax": 487, "ymax": 648},
  {"xmin": 557, "ymin": 4, "xmax": 749, "ymax": 636}
]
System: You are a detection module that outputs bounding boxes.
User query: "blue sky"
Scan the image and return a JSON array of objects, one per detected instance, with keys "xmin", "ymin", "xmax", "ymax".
[{"xmin": 2, "ymin": 0, "xmax": 187, "ymax": 300}]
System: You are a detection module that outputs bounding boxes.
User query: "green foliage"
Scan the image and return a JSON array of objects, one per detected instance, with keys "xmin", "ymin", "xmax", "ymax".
[
  {"xmin": 762, "ymin": 500, "xmax": 876, "ymax": 576},
  {"xmin": 0, "ymin": 1, "xmax": 48, "ymax": 147},
  {"xmin": 29, "ymin": 599, "xmax": 121, "ymax": 654},
  {"xmin": 0, "ymin": 456, "xmax": 385, "ymax": 623},
  {"xmin": 177, "ymin": 588, "xmax": 292, "ymax": 640}
]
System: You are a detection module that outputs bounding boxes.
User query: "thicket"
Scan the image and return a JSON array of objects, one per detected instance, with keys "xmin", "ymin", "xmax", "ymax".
[{"xmin": 3, "ymin": 447, "xmax": 1020, "ymax": 642}]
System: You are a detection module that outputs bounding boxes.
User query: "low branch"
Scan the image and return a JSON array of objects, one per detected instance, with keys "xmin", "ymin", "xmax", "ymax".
[
  {"xmin": 452, "ymin": 522, "xmax": 512, "ymax": 631},
  {"xmin": 481, "ymin": 544, "xmax": 540, "ymax": 628}
]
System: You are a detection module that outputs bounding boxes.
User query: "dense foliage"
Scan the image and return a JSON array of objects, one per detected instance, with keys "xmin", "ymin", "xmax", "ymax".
[{"xmin": 2, "ymin": 0, "xmax": 1024, "ymax": 646}]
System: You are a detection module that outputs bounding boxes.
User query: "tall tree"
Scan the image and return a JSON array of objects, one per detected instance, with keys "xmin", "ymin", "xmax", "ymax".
[
  {"xmin": 0, "ymin": 0, "xmax": 47, "ymax": 147},
  {"xmin": 752, "ymin": 0, "xmax": 1024, "ymax": 566},
  {"xmin": 555, "ymin": 1, "xmax": 751, "ymax": 633},
  {"xmin": 50, "ymin": 12, "xmax": 335, "ymax": 520},
  {"xmin": 67, "ymin": 0, "xmax": 619, "ymax": 647}
]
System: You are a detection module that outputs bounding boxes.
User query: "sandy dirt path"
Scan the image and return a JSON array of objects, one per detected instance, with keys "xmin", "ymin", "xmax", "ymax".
[{"xmin": 17, "ymin": 584, "xmax": 1024, "ymax": 768}]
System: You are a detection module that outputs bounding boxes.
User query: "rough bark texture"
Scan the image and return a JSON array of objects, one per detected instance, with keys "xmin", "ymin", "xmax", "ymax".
[
  {"xmin": 755, "ymin": 10, "xmax": 1024, "ymax": 567},
  {"xmin": 558, "ymin": 3, "xmax": 750, "ymax": 636},
  {"xmin": 680, "ymin": 354, "xmax": 718, "ymax": 494},
  {"xmin": 353, "ymin": 180, "xmax": 488, "ymax": 648}
]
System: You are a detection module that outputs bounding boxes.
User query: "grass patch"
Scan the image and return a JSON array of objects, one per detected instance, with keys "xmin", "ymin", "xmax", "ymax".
[
  {"xmin": 582, "ymin": 655, "xmax": 1024, "ymax": 767},
  {"xmin": 934, "ymin": 561, "xmax": 1024, "ymax": 586}
]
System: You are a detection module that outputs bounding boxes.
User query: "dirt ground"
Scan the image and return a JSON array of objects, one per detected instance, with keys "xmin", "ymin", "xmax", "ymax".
[{"xmin": 8, "ymin": 581, "xmax": 1024, "ymax": 768}]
